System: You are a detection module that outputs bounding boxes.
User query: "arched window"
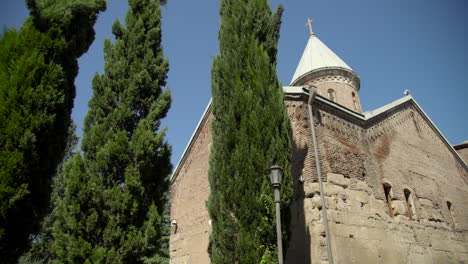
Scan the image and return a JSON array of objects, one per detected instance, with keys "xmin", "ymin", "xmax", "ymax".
[
  {"xmin": 383, "ymin": 183, "xmax": 394, "ymax": 217},
  {"xmin": 447, "ymin": 201, "xmax": 456, "ymax": 227},
  {"xmin": 404, "ymin": 189, "xmax": 415, "ymax": 220},
  {"xmin": 328, "ymin": 89, "xmax": 335, "ymax": 102}
]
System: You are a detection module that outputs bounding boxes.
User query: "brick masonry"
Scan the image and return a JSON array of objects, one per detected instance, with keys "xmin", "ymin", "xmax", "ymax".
[
  {"xmin": 285, "ymin": 95, "xmax": 468, "ymax": 264},
  {"xmin": 170, "ymin": 94, "xmax": 468, "ymax": 263},
  {"xmin": 294, "ymin": 68, "xmax": 362, "ymax": 113},
  {"xmin": 170, "ymin": 111, "xmax": 213, "ymax": 264}
]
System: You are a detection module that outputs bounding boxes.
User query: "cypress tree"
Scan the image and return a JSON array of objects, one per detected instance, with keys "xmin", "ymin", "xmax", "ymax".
[
  {"xmin": 0, "ymin": 0, "xmax": 105, "ymax": 261},
  {"xmin": 51, "ymin": 0, "xmax": 171, "ymax": 262},
  {"xmin": 19, "ymin": 122, "xmax": 79, "ymax": 264},
  {"xmin": 207, "ymin": 0, "xmax": 292, "ymax": 263}
]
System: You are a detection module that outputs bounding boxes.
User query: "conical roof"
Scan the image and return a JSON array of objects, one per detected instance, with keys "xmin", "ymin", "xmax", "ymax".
[{"xmin": 291, "ymin": 35, "xmax": 354, "ymax": 85}]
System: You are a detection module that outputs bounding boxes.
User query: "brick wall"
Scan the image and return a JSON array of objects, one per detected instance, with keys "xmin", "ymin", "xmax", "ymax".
[
  {"xmin": 285, "ymin": 96, "xmax": 468, "ymax": 264},
  {"xmin": 293, "ymin": 68, "xmax": 362, "ymax": 113},
  {"xmin": 304, "ymin": 74, "xmax": 362, "ymax": 113},
  {"xmin": 170, "ymin": 113, "xmax": 213, "ymax": 264},
  {"xmin": 169, "ymin": 95, "xmax": 467, "ymax": 264}
]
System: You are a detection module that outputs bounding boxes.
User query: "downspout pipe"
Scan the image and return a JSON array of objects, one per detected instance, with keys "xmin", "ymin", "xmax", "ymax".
[{"xmin": 305, "ymin": 86, "xmax": 334, "ymax": 264}]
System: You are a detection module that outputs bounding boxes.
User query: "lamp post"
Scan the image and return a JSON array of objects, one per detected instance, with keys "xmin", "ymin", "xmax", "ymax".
[{"xmin": 269, "ymin": 165, "xmax": 283, "ymax": 264}]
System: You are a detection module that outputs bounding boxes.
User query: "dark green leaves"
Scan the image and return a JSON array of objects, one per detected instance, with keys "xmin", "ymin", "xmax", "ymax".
[
  {"xmin": 208, "ymin": 0, "xmax": 292, "ymax": 263},
  {"xmin": 50, "ymin": 0, "xmax": 171, "ymax": 263},
  {"xmin": 0, "ymin": 0, "xmax": 105, "ymax": 260}
]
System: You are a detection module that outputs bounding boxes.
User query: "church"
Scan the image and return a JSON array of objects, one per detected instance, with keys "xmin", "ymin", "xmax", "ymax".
[{"xmin": 168, "ymin": 23, "xmax": 468, "ymax": 263}]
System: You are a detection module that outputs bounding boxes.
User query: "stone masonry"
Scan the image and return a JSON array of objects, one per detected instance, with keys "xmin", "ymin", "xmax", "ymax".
[
  {"xmin": 170, "ymin": 93, "xmax": 468, "ymax": 263},
  {"xmin": 285, "ymin": 94, "xmax": 468, "ymax": 264},
  {"xmin": 169, "ymin": 30, "xmax": 467, "ymax": 263},
  {"xmin": 170, "ymin": 107, "xmax": 213, "ymax": 264}
]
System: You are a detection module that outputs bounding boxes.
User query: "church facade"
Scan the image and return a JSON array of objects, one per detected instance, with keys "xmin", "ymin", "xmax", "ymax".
[{"xmin": 169, "ymin": 31, "xmax": 468, "ymax": 263}]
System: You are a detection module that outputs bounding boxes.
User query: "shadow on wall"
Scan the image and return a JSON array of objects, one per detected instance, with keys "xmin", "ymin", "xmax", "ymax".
[{"xmin": 285, "ymin": 139, "xmax": 311, "ymax": 264}]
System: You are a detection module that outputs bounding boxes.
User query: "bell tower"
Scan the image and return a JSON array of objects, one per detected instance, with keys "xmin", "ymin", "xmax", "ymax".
[{"xmin": 291, "ymin": 20, "xmax": 362, "ymax": 112}]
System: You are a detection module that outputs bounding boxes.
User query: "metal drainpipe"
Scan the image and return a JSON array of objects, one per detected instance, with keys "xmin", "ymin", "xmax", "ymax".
[{"xmin": 306, "ymin": 86, "xmax": 334, "ymax": 264}]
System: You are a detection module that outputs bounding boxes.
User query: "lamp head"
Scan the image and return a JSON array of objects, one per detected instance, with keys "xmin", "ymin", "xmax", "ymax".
[{"xmin": 269, "ymin": 165, "xmax": 283, "ymax": 188}]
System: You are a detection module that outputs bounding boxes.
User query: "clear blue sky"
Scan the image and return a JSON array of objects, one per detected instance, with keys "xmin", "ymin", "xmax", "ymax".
[{"xmin": 2, "ymin": 0, "xmax": 467, "ymax": 167}]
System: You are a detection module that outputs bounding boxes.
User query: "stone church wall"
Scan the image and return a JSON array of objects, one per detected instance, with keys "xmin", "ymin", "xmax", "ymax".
[
  {"xmin": 170, "ymin": 96, "xmax": 467, "ymax": 264},
  {"xmin": 285, "ymin": 97, "xmax": 468, "ymax": 264},
  {"xmin": 169, "ymin": 113, "xmax": 213, "ymax": 264}
]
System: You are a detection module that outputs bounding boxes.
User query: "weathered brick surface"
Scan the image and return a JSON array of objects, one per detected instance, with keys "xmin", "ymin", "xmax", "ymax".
[
  {"xmin": 285, "ymin": 95, "xmax": 468, "ymax": 264},
  {"xmin": 304, "ymin": 74, "xmax": 362, "ymax": 113},
  {"xmin": 170, "ymin": 93, "xmax": 467, "ymax": 264},
  {"xmin": 294, "ymin": 68, "xmax": 362, "ymax": 113},
  {"xmin": 170, "ymin": 111, "xmax": 213, "ymax": 264}
]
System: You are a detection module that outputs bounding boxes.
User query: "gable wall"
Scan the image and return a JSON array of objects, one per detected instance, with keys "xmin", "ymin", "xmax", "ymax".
[
  {"xmin": 364, "ymin": 103, "xmax": 468, "ymax": 263},
  {"xmin": 366, "ymin": 103, "xmax": 468, "ymax": 227},
  {"xmin": 285, "ymin": 96, "xmax": 468, "ymax": 264}
]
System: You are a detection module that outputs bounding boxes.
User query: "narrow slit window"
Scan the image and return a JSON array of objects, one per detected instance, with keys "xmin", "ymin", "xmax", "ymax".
[
  {"xmin": 447, "ymin": 201, "xmax": 456, "ymax": 227},
  {"xmin": 383, "ymin": 183, "xmax": 394, "ymax": 217},
  {"xmin": 404, "ymin": 189, "xmax": 414, "ymax": 220},
  {"xmin": 352, "ymin": 92, "xmax": 358, "ymax": 111},
  {"xmin": 328, "ymin": 89, "xmax": 335, "ymax": 102}
]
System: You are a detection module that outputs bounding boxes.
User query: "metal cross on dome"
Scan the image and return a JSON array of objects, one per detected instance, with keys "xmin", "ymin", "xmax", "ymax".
[{"xmin": 306, "ymin": 18, "xmax": 315, "ymax": 36}]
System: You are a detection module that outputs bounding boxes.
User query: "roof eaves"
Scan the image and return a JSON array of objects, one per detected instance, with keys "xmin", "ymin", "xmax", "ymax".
[
  {"xmin": 363, "ymin": 95, "xmax": 413, "ymax": 120},
  {"xmin": 454, "ymin": 141, "xmax": 468, "ymax": 150}
]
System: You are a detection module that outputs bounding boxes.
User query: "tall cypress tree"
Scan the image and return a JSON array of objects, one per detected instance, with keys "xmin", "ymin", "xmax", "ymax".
[
  {"xmin": 0, "ymin": 0, "xmax": 105, "ymax": 261},
  {"xmin": 207, "ymin": 0, "xmax": 292, "ymax": 263},
  {"xmin": 19, "ymin": 122, "xmax": 79, "ymax": 264},
  {"xmin": 51, "ymin": 0, "xmax": 171, "ymax": 262}
]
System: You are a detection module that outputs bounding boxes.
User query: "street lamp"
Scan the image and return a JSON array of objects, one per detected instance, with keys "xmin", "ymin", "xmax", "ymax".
[{"xmin": 269, "ymin": 165, "xmax": 283, "ymax": 264}]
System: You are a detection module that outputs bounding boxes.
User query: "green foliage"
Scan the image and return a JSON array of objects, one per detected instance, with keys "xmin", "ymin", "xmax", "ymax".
[
  {"xmin": 22, "ymin": 122, "xmax": 79, "ymax": 263},
  {"xmin": 207, "ymin": 0, "xmax": 292, "ymax": 263},
  {"xmin": 17, "ymin": 254, "xmax": 47, "ymax": 264},
  {"xmin": 50, "ymin": 0, "xmax": 171, "ymax": 263},
  {"xmin": 259, "ymin": 247, "xmax": 277, "ymax": 264},
  {"xmin": 0, "ymin": 0, "xmax": 105, "ymax": 261},
  {"xmin": 143, "ymin": 192, "xmax": 171, "ymax": 264}
]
